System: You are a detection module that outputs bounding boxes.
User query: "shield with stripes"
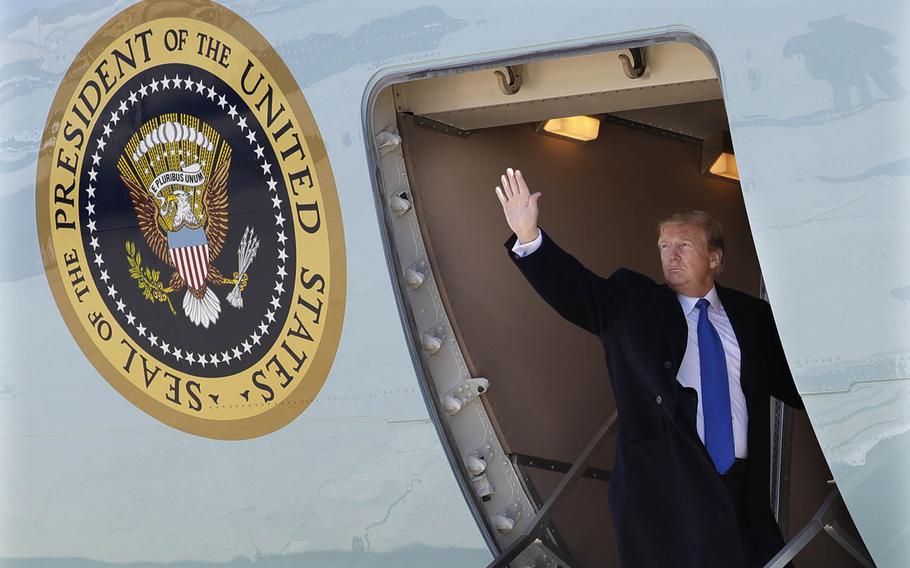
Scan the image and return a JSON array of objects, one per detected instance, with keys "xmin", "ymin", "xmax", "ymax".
[{"xmin": 167, "ymin": 227, "xmax": 210, "ymax": 291}]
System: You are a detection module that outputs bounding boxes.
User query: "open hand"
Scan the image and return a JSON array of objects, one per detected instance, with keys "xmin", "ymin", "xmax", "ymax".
[{"xmin": 494, "ymin": 168, "xmax": 541, "ymax": 244}]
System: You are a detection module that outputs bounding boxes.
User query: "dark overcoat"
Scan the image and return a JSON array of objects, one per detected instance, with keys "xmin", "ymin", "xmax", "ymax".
[{"xmin": 505, "ymin": 229, "xmax": 804, "ymax": 567}]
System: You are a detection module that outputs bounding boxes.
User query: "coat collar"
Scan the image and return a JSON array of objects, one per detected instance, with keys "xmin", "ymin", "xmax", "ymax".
[
  {"xmin": 675, "ymin": 286, "xmax": 724, "ymax": 318},
  {"xmin": 655, "ymin": 281, "xmax": 743, "ymax": 362}
]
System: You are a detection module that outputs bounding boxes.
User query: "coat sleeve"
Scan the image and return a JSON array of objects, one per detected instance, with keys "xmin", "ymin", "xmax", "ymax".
[
  {"xmin": 504, "ymin": 228, "xmax": 625, "ymax": 337},
  {"xmin": 763, "ymin": 302, "xmax": 805, "ymax": 410}
]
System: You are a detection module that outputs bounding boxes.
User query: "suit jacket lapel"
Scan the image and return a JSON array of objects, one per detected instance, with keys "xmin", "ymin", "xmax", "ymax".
[
  {"xmin": 654, "ymin": 284, "xmax": 687, "ymax": 372},
  {"xmin": 649, "ymin": 284, "xmax": 689, "ymax": 433},
  {"xmin": 650, "ymin": 284, "xmax": 721, "ymax": 460},
  {"xmin": 715, "ymin": 284, "xmax": 753, "ymax": 404}
]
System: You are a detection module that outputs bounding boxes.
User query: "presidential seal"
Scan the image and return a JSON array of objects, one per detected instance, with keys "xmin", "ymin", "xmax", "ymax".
[{"xmin": 35, "ymin": 0, "xmax": 346, "ymax": 439}]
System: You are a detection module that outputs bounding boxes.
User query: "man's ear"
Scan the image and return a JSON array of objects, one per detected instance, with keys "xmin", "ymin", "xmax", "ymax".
[{"xmin": 710, "ymin": 251, "xmax": 722, "ymax": 268}]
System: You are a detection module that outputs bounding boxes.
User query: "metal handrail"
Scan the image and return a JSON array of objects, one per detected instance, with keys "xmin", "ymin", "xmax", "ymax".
[
  {"xmin": 763, "ymin": 486, "xmax": 875, "ymax": 568},
  {"xmin": 488, "ymin": 413, "xmax": 874, "ymax": 568},
  {"xmin": 486, "ymin": 411, "xmax": 619, "ymax": 568}
]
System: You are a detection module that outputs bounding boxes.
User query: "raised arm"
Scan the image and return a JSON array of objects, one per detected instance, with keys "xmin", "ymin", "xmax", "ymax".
[{"xmin": 494, "ymin": 168, "xmax": 624, "ymax": 336}]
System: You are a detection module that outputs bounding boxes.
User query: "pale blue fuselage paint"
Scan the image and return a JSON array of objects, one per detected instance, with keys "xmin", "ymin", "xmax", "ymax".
[{"xmin": 0, "ymin": 0, "xmax": 908, "ymax": 566}]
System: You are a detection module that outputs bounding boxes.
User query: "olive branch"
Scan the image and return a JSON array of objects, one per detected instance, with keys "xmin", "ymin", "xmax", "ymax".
[{"xmin": 125, "ymin": 241, "xmax": 176, "ymax": 315}]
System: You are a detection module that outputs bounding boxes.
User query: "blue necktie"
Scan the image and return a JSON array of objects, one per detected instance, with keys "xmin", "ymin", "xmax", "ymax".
[{"xmin": 696, "ymin": 298, "xmax": 735, "ymax": 474}]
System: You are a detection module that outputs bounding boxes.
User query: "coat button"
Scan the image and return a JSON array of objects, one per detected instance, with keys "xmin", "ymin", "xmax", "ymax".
[
  {"xmin": 655, "ymin": 395, "xmax": 663, "ymax": 405},
  {"xmin": 663, "ymin": 360, "xmax": 672, "ymax": 370}
]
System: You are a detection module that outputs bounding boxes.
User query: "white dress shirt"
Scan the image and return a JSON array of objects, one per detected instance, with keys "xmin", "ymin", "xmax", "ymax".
[
  {"xmin": 511, "ymin": 229, "xmax": 748, "ymax": 458},
  {"xmin": 511, "ymin": 228, "xmax": 543, "ymax": 258},
  {"xmin": 676, "ymin": 288, "xmax": 748, "ymax": 458}
]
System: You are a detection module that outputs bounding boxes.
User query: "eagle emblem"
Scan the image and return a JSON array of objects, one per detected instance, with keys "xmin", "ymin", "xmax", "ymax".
[{"xmin": 116, "ymin": 113, "xmax": 258, "ymax": 328}]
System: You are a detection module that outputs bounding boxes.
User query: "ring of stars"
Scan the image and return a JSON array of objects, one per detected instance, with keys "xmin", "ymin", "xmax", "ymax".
[{"xmin": 85, "ymin": 71, "xmax": 292, "ymax": 370}]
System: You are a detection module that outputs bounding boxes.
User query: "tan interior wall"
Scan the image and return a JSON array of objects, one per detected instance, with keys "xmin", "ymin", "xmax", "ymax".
[{"xmin": 398, "ymin": 114, "xmax": 863, "ymax": 567}]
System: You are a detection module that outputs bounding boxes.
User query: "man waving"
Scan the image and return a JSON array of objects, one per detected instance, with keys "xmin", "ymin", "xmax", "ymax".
[{"xmin": 495, "ymin": 167, "xmax": 803, "ymax": 567}]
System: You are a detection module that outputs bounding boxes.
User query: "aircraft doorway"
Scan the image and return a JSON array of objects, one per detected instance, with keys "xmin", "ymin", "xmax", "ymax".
[{"xmin": 367, "ymin": 39, "xmax": 871, "ymax": 568}]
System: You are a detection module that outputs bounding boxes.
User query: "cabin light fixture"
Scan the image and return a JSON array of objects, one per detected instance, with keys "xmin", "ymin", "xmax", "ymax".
[
  {"xmin": 702, "ymin": 131, "xmax": 740, "ymax": 182},
  {"xmin": 539, "ymin": 115, "xmax": 601, "ymax": 142}
]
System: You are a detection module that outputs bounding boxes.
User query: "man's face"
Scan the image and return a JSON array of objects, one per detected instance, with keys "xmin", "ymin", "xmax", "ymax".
[{"xmin": 658, "ymin": 223, "xmax": 720, "ymax": 296}]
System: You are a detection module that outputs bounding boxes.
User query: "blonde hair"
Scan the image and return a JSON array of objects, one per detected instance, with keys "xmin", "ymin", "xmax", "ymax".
[{"xmin": 657, "ymin": 210, "xmax": 725, "ymax": 275}]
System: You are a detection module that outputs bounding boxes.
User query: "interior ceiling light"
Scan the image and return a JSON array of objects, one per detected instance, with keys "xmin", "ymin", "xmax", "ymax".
[
  {"xmin": 702, "ymin": 131, "xmax": 740, "ymax": 182},
  {"xmin": 709, "ymin": 152, "xmax": 739, "ymax": 180},
  {"xmin": 540, "ymin": 115, "xmax": 601, "ymax": 142}
]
